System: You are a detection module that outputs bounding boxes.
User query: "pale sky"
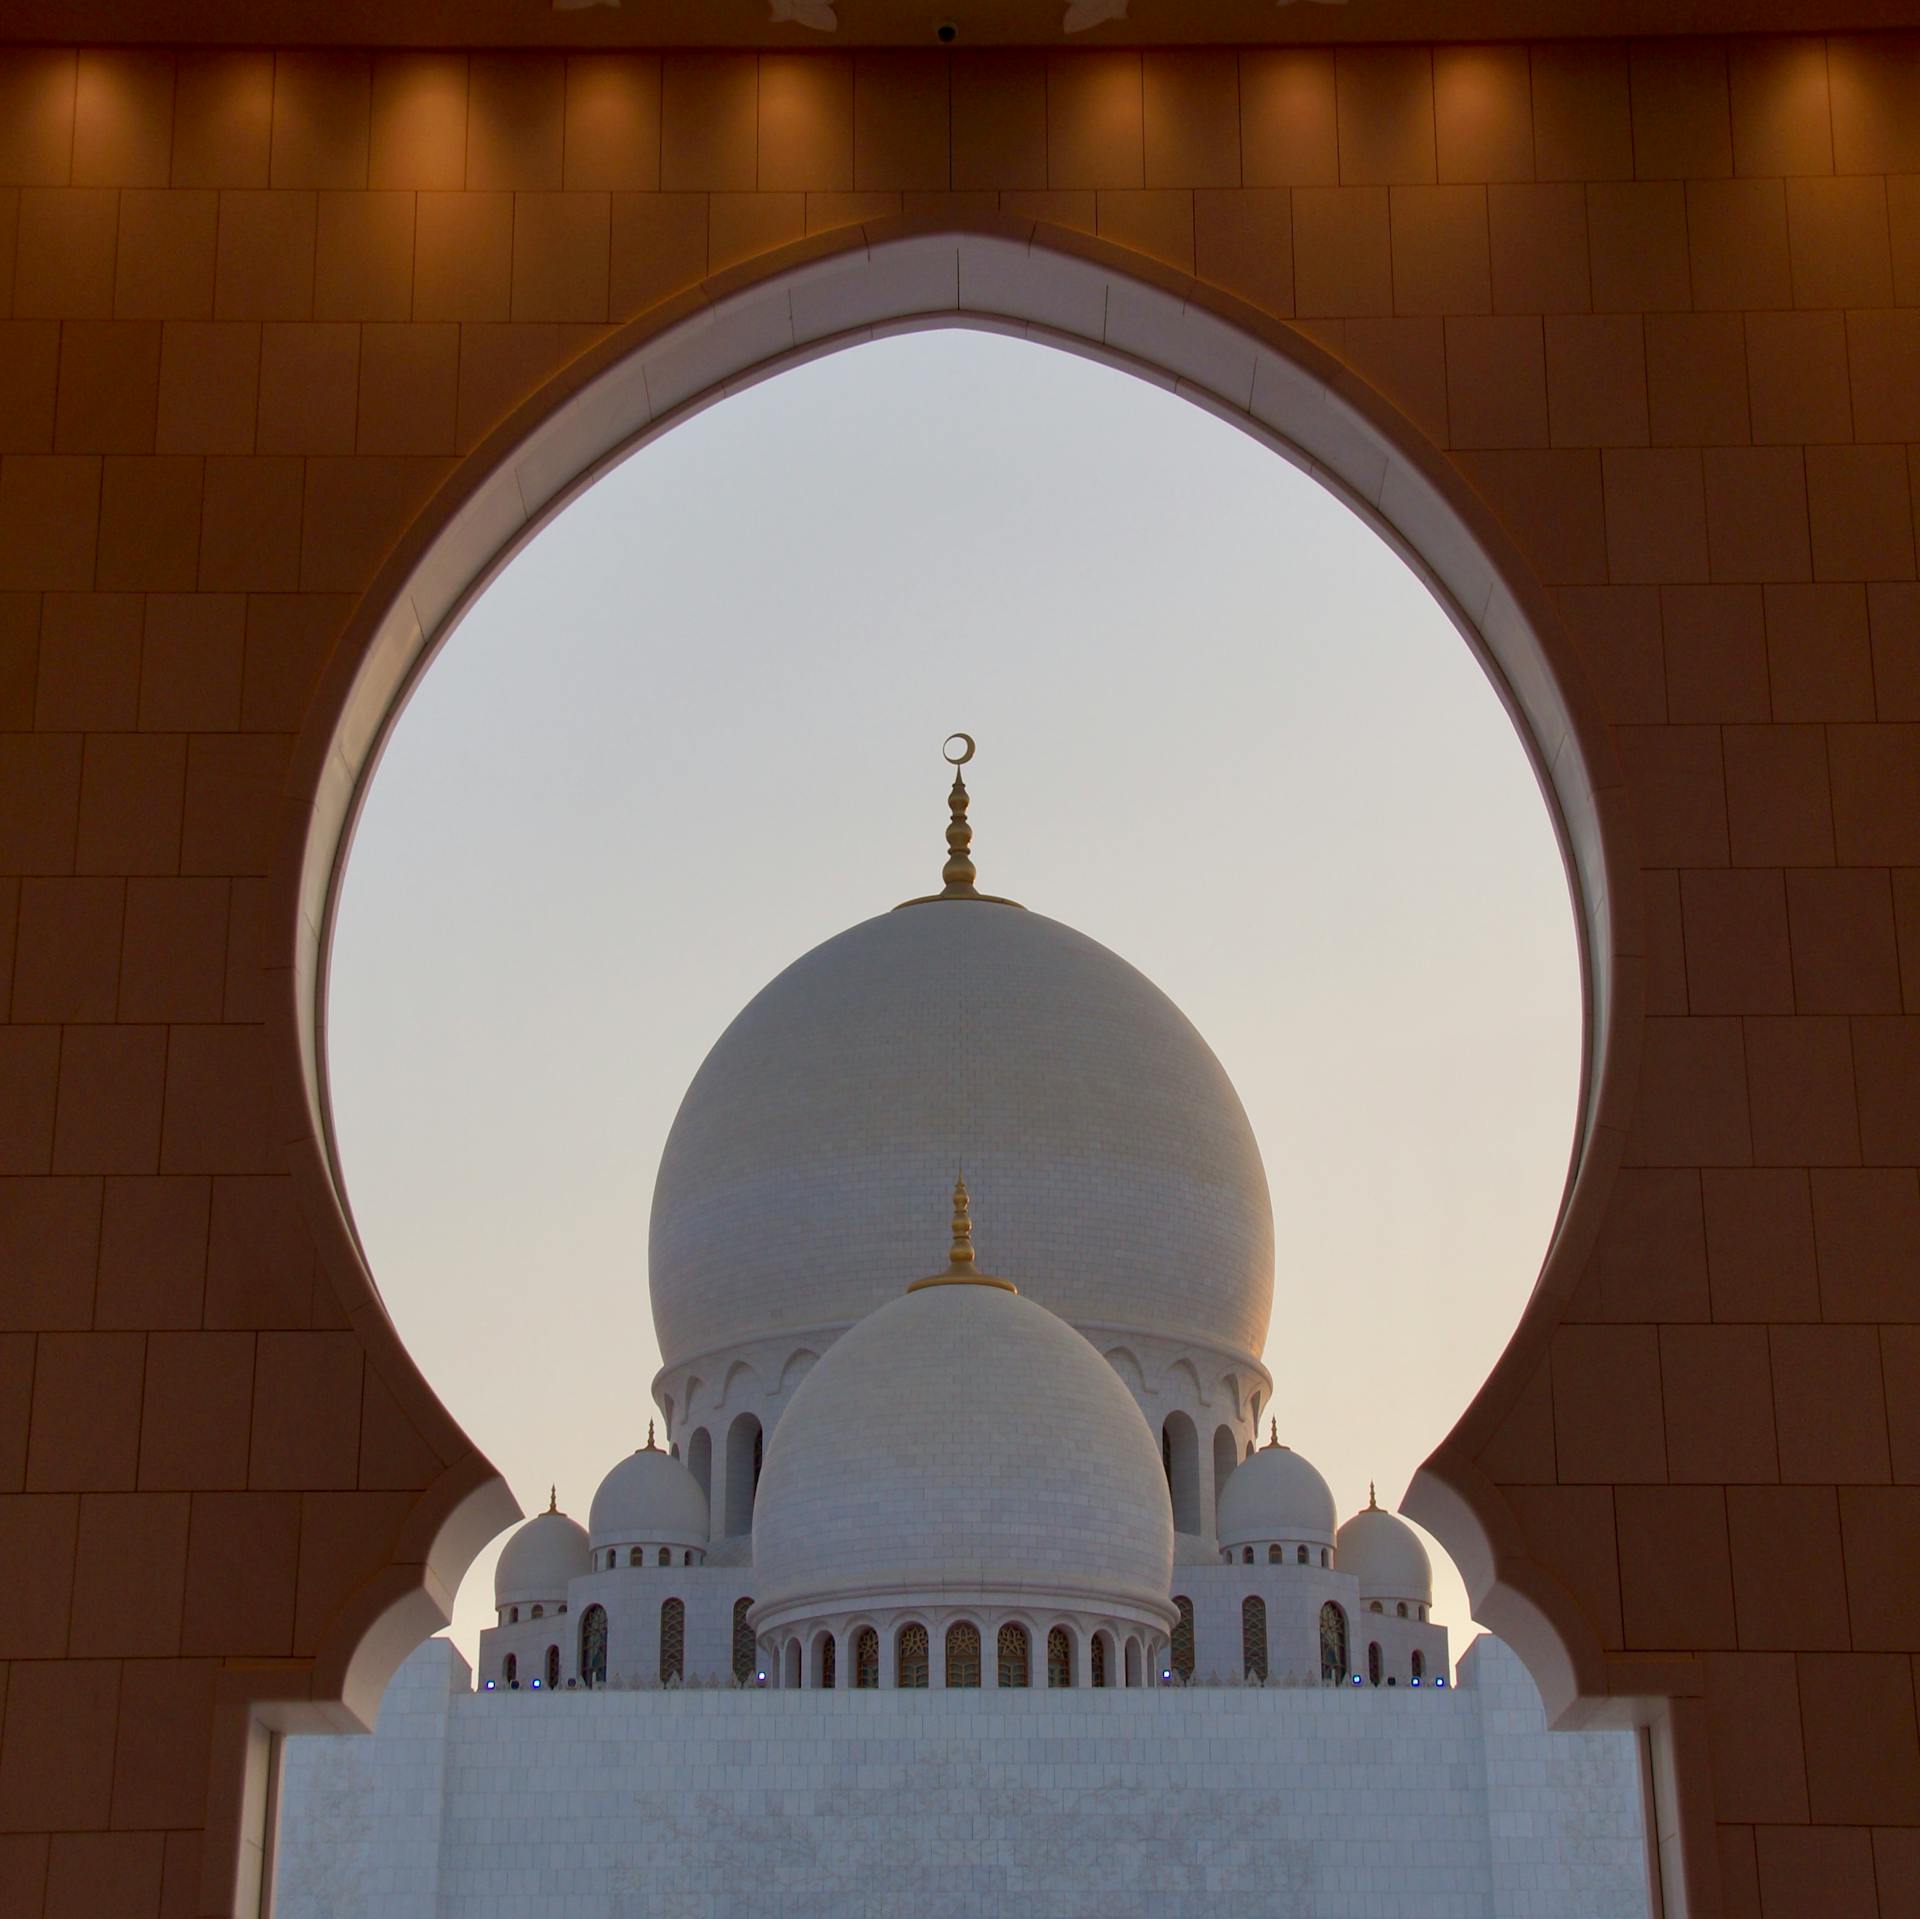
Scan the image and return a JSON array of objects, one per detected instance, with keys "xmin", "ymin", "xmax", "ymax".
[{"xmin": 328, "ymin": 327, "xmax": 1582, "ymax": 1671}]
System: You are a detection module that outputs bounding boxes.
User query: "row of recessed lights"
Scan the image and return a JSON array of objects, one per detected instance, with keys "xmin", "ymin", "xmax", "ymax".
[{"xmin": 553, "ymin": 3, "xmax": 1351, "ymax": 32}]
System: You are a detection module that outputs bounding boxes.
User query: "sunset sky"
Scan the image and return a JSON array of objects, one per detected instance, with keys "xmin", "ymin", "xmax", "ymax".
[{"xmin": 327, "ymin": 326, "xmax": 1582, "ymax": 1668}]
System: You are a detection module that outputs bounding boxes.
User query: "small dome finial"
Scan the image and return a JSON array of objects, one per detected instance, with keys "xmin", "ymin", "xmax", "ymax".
[
  {"xmin": 907, "ymin": 1171, "xmax": 1017, "ymax": 1293},
  {"xmin": 949, "ymin": 1169, "xmax": 975, "ymax": 1269},
  {"xmin": 1267, "ymin": 1418, "xmax": 1279, "ymax": 1449},
  {"xmin": 894, "ymin": 737, "xmax": 1023, "ymax": 911},
  {"xmin": 547, "ymin": 1484, "xmax": 557, "ymax": 1515},
  {"xmin": 644, "ymin": 1420, "xmax": 658, "ymax": 1452},
  {"xmin": 940, "ymin": 736, "xmax": 979, "ymax": 899},
  {"xmin": 1368, "ymin": 1480, "xmax": 1378, "ymax": 1510}
]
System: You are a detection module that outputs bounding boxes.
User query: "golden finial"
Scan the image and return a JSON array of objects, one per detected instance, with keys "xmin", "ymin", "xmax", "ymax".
[
  {"xmin": 949, "ymin": 1170, "xmax": 975, "ymax": 1268},
  {"xmin": 908, "ymin": 1172, "xmax": 1018, "ymax": 1293},
  {"xmin": 1368, "ymin": 1481, "xmax": 1378, "ymax": 1510},
  {"xmin": 644, "ymin": 1420, "xmax": 658, "ymax": 1452},
  {"xmin": 1266, "ymin": 1419, "xmax": 1280, "ymax": 1450},
  {"xmin": 547, "ymin": 1485, "xmax": 557, "ymax": 1515},
  {"xmin": 896, "ymin": 735, "xmax": 1023, "ymax": 910}
]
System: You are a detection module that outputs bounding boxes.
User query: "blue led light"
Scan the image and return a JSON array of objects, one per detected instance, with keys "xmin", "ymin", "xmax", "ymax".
[{"xmin": 531, "ymin": 1678, "xmax": 541, "ymax": 1689}]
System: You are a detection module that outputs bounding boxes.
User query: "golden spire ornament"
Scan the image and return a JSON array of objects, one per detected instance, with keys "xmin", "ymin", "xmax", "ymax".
[
  {"xmin": 1368, "ymin": 1481, "xmax": 1378, "ymax": 1510},
  {"xmin": 908, "ymin": 1171, "xmax": 1018, "ymax": 1293},
  {"xmin": 547, "ymin": 1485, "xmax": 557, "ymax": 1515},
  {"xmin": 896, "ymin": 734, "xmax": 1023, "ymax": 910},
  {"xmin": 1267, "ymin": 1419, "xmax": 1281, "ymax": 1449},
  {"xmin": 644, "ymin": 1420, "xmax": 658, "ymax": 1451}
]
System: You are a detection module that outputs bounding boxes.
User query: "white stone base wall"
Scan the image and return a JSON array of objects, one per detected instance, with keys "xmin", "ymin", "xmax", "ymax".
[{"xmin": 275, "ymin": 1632, "xmax": 1649, "ymax": 1919}]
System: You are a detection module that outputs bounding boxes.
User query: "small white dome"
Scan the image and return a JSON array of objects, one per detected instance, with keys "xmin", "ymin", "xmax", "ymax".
[
  {"xmin": 1336, "ymin": 1496, "xmax": 1433, "ymax": 1604},
  {"xmin": 494, "ymin": 1502, "xmax": 589, "ymax": 1608},
  {"xmin": 1216, "ymin": 1431, "xmax": 1337, "ymax": 1549},
  {"xmin": 589, "ymin": 1432, "xmax": 709, "ymax": 1549},
  {"xmin": 752, "ymin": 1269, "xmax": 1173, "ymax": 1629}
]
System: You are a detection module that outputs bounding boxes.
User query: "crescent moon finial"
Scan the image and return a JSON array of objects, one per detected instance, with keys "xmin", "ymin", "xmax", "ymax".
[{"xmin": 943, "ymin": 732, "xmax": 975, "ymax": 766}]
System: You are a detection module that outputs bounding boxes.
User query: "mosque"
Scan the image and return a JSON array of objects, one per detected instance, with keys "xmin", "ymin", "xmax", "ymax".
[{"xmin": 274, "ymin": 741, "xmax": 1651, "ymax": 1918}]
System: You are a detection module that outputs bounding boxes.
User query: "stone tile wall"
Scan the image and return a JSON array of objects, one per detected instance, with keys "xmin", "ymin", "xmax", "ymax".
[
  {"xmin": 274, "ymin": 1631, "xmax": 1647, "ymax": 1919},
  {"xmin": 2, "ymin": 36, "xmax": 1918, "ymax": 1917}
]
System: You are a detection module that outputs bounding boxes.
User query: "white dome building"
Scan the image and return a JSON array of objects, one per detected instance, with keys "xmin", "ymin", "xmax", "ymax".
[
  {"xmin": 1339, "ymin": 1490, "xmax": 1436, "ymax": 1624},
  {"xmin": 750, "ymin": 1177, "xmax": 1175, "ymax": 1689},
  {"xmin": 493, "ymin": 1494, "xmax": 588, "ymax": 1624},
  {"xmin": 1216, "ymin": 1424, "xmax": 1339, "ymax": 1567},
  {"xmin": 650, "ymin": 754, "xmax": 1276, "ymax": 1549},
  {"xmin": 587, "ymin": 1424, "xmax": 709, "ymax": 1572},
  {"xmin": 282, "ymin": 745, "xmax": 1653, "ymax": 1918}
]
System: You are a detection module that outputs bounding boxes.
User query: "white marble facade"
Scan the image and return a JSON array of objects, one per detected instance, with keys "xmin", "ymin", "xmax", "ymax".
[{"xmin": 275, "ymin": 1632, "xmax": 1651, "ymax": 1919}]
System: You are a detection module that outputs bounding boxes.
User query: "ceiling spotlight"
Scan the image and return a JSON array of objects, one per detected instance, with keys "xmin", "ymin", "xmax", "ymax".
[
  {"xmin": 1063, "ymin": 0, "xmax": 1127, "ymax": 29},
  {"xmin": 771, "ymin": 0, "xmax": 839, "ymax": 26}
]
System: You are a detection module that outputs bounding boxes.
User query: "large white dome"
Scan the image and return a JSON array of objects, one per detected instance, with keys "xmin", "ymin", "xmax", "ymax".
[
  {"xmin": 750, "ymin": 1278, "xmax": 1174, "ymax": 1626},
  {"xmin": 649, "ymin": 901, "xmax": 1274, "ymax": 1370}
]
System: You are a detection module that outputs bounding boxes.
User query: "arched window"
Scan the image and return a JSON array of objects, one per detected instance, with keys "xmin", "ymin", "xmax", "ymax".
[
  {"xmin": 509, "ymin": 1606, "xmax": 519, "ymax": 1623},
  {"xmin": 579, "ymin": 1605, "xmax": 608, "ymax": 1687},
  {"xmin": 1296, "ymin": 1544, "xmax": 1308, "ymax": 1564},
  {"xmin": 945, "ymin": 1621, "xmax": 982, "ymax": 1688},
  {"xmin": 659, "ymin": 1598, "xmax": 685, "ymax": 1683},
  {"xmin": 1241, "ymin": 1546, "xmax": 1253, "ymax": 1564},
  {"xmin": 1090, "ymin": 1633, "xmax": 1109, "ymax": 1689},
  {"xmin": 1124, "ymin": 1638, "xmax": 1143, "ymax": 1688},
  {"xmin": 1171, "ymin": 1597, "xmax": 1195, "ymax": 1680},
  {"xmin": 628, "ymin": 1547, "xmax": 641, "ymax": 1566},
  {"xmin": 1320, "ymin": 1602, "xmax": 1349, "ymax": 1685},
  {"xmin": 1267, "ymin": 1544, "xmax": 1281, "ymax": 1563},
  {"xmin": 897, "ymin": 1623, "xmax": 929, "ymax": 1689},
  {"xmin": 530, "ymin": 1604, "xmax": 543, "ymax": 1619},
  {"xmin": 997, "ymin": 1623, "xmax": 1029, "ymax": 1688},
  {"xmin": 1369, "ymin": 1599, "xmax": 1383, "ymax": 1613},
  {"xmin": 1046, "ymin": 1626, "xmax": 1073, "ymax": 1688},
  {"xmin": 1397, "ymin": 1601, "xmax": 1408, "ymax": 1618},
  {"xmin": 732, "ymin": 1597, "xmax": 754, "ymax": 1683},
  {"xmin": 1411, "ymin": 1649, "xmax": 1425, "ymax": 1682},
  {"xmin": 1212, "ymin": 1424, "xmax": 1238, "ymax": 1533},
  {"xmin": 688, "ymin": 1425, "xmax": 712, "ymax": 1511},
  {"xmin": 1420, "ymin": 1604, "xmax": 1428, "ymax": 1621},
  {"xmin": 683, "ymin": 1551, "xmax": 693, "ymax": 1566},
  {"xmin": 724, "ymin": 1413, "xmax": 763, "ymax": 1536},
  {"xmin": 1368, "ymin": 1640, "xmax": 1383, "ymax": 1687},
  {"xmin": 1320, "ymin": 1548, "xmax": 1329, "ymax": 1568},
  {"xmin": 658, "ymin": 1547, "xmax": 671, "ymax": 1567},
  {"xmin": 1160, "ymin": 1412, "xmax": 1200, "ymax": 1533},
  {"xmin": 1241, "ymin": 1595, "xmax": 1268, "ymax": 1682},
  {"xmin": 503, "ymin": 1653, "xmax": 516, "ymax": 1685},
  {"xmin": 854, "ymin": 1627, "xmax": 879, "ymax": 1689},
  {"xmin": 814, "ymin": 1632, "xmax": 836, "ymax": 1689},
  {"xmin": 544, "ymin": 1645, "xmax": 560, "ymax": 1690},
  {"xmin": 783, "ymin": 1638, "xmax": 801, "ymax": 1689}
]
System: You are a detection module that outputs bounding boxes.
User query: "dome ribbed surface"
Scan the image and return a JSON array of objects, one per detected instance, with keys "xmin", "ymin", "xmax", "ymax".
[{"xmin": 649, "ymin": 905, "xmax": 1274, "ymax": 1369}]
